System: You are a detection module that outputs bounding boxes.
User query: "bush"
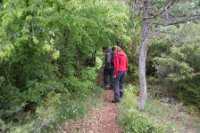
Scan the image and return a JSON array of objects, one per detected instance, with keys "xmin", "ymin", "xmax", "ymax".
[
  {"xmin": 155, "ymin": 44, "xmax": 200, "ymax": 110},
  {"xmin": 118, "ymin": 85, "xmax": 167, "ymax": 133},
  {"xmin": 0, "ymin": 0, "xmax": 130, "ymax": 132}
]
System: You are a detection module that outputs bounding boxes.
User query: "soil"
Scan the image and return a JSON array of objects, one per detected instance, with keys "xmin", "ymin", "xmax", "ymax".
[{"xmin": 64, "ymin": 89, "xmax": 124, "ymax": 133}]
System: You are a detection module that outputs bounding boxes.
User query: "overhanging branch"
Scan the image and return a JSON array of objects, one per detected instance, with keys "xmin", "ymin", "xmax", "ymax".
[
  {"xmin": 166, "ymin": 15, "xmax": 200, "ymax": 25},
  {"xmin": 144, "ymin": 0, "xmax": 176, "ymax": 19},
  {"xmin": 151, "ymin": 14, "xmax": 200, "ymax": 26}
]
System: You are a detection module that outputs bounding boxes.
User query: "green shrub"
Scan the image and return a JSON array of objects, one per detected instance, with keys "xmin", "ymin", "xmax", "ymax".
[
  {"xmin": 119, "ymin": 85, "xmax": 167, "ymax": 133},
  {"xmin": 178, "ymin": 84, "xmax": 200, "ymax": 109},
  {"xmin": 0, "ymin": 0, "xmax": 130, "ymax": 132},
  {"xmin": 155, "ymin": 44, "xmax": 200, "ymax": 110},
  {"xmin": 119, "ymin": 109, "xmax": 166, "ymax": 133}
]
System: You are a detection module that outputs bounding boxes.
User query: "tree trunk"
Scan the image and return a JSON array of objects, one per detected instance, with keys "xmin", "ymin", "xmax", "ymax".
[{"xmin": 138, "ymin": 0, "xmax": 149, "ymax": 111}]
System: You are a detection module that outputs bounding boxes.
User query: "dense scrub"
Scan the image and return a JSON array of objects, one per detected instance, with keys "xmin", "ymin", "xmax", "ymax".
[
  {"xmin": 119, "ymin": 85, "xmax": 200, "ymax": 133},
  {"xmin": 147, "ymin": 24, "xmax": 200, "ymax": 110},
  {"xmin": 119, "ymin": 85, "xmax": 167, "ymax": 133},
  {"xmin": 1, "ymin": 0, "xmax": 200, "ymax": 132},
  {"xmin": 0, "ymin": 0, "xmax": 131, "ymax": 132}
]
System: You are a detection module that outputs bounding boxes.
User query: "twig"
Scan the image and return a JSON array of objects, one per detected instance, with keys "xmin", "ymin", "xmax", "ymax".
[
  {"xmin": 166, "ymin": 15, "xmax": 200, "ymax": 25},
  {"xmin": 34, "ymin": 118, "xmax": 52, "ymax": 133},
  {"xmin": 144, "ymin": 0, "xmax": 176, "ymax": 19}
]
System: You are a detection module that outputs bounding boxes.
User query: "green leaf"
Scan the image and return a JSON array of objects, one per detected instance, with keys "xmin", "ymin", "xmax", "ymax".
[{"xmin": 32, "ymin": 36, "xmax": 39, "ymax": 44}]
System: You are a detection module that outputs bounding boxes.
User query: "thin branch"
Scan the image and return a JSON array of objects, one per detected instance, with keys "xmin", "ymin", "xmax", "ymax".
[
  {"xmin": 34, "ymin": 118, "xmax": 51, "ymax": 133},
  {"xmin": 166, "ymin": 15, "xmax": 200, "ymax": 25},
  {"xmin": 151, "ymin": 14, "xmax": 200, "ymax": 26},
  {"xmin": 168, "ymin": 11, "xmax": 179, "ymax": 19},
  {"xmin": 149, "ymin": 35, "xmax": 200, "ymax": 44},
  {"xmin": 138, "ymin": 5, "xmax": 143, "ymax": 16},
  {"xmin": 153, "ymin": 29, "xmax": 177, "ymax": 35},
  {"xmin": 165, "ymin": 9, "xmax": 170, "ymax": 22},
  {"xmin": 145, "ymin": 0, "xmax": 176, "ymax": 19}
]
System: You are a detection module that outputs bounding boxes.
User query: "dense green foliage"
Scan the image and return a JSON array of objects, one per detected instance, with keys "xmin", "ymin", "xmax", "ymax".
[
  {"xmin": 0, "ymin": 0, "xmax": 200, "ymax": 132},
  {"xmin": 148, "ymin": 23, "xmax": 200, "ymax": 110},
  {"xmin": 119, "ymin": 85, "xmax": 167, "ymax": 133},
  {"xmin": 119, "ymin": 85, "xmax": 200, "ymax": 133},
  {"xmin": 155, "ymin": 43, "xmax": 200, "ymax": 109},
  {"xmin": 0, "ymin": 0, "xmax": 131, "ymax": 132},
  {"xmin": 119, "ymin": 0, "xmax": 200, "ymax": 132}
]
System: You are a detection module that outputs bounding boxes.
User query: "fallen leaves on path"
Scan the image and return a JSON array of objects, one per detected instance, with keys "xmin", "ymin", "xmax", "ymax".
[{"xmin": 64, "ymin": 90, "xmax": 124, "ymax": 133}]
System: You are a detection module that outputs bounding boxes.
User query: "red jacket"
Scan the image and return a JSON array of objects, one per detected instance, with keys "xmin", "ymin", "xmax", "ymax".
[{"xmin": 113, "ymin": 50, "xmax": 128, "ymax": 77}]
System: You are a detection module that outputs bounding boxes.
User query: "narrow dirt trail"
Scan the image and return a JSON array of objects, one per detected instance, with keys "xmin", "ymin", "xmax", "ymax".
[{"xmin": 64, "ymin": 90, "xmax": 124, "ymax": 133}]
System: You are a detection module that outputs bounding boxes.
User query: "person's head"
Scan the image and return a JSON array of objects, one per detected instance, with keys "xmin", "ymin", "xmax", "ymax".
[
  {"xmin": 112, "ymin": 45, "xmax": 121, "ymax": 53},
  {"xmin": 102, "ymin": 46, "xmax": 109, "ymax": 52}
]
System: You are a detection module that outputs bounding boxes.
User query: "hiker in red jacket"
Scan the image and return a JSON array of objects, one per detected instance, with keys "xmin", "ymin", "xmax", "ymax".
[{"xmin": 112, "ymin": 46, "xmax": 128, "ymax": 103}]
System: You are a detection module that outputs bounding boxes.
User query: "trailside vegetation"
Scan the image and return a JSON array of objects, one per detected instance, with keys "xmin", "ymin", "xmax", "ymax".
[
  {"xmin": 132, "ymin": 0, "xmax": 200, "ymax": 110},
  {"xmin": 0, "ymin": 0, "xmax": 131, "ymax": 132},
  {"xmin": 0, "ymin": 0, "xmax": 200, "ymax": 132}
]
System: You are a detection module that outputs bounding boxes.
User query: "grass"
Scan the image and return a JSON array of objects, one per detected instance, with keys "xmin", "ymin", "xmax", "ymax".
[
  {"xmin": 40, "ymin": 86, "xmax": 104, "ymax": 133},
  {"xmin": 145, "ymin": 97, "xmax": 200, "ymax": 132},
  {"xmin": 0, "ymin": 85, "xmax": 104, "ymax": 133},
  {"xmin": 118, "ymin": 84, "xmax": 200, "ymax": 133}
]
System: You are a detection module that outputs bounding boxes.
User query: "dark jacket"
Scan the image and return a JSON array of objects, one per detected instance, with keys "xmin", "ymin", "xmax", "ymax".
[{"xmin": 104, "ymin": 49, "xmax": 114, "ymax": 69}]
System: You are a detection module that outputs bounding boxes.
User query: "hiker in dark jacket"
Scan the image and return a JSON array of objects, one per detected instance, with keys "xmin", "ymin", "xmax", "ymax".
[
  {"xmin": 112, "ymin": 46, "xmax": 128, "ymax": 103},
  {"xmin": 102, "ymin": 46, "xmax": 114, "ymax": 89}
]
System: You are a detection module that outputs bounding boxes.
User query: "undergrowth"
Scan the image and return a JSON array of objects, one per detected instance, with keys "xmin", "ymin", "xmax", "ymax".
[
  {"xmin": 118, "ymin": 85, "xmax": 167, "ymax": 133},
  {"xmin": 0, "ymin": 68, "xmax": 103, "ymax": 133},
  {"xmin": 118, "ymin": 84, "xmax": 200, "ymax": 133}
]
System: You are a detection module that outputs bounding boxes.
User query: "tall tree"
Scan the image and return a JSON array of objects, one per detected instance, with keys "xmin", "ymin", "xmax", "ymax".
[
  {"xmin": 136, "ymin": 0, "xmax": 200, "ymax": 110},
  {"xmin": 138, "ymin": 0, "xmax": 149, "ymax": 111}
]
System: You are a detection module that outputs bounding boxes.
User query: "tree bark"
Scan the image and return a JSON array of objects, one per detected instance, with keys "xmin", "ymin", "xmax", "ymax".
[{"xmin": 138, "ymin": 0, "xmax": 149, "ymax": 111}]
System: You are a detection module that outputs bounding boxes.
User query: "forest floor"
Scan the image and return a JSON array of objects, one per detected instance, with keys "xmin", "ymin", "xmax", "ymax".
[
  {"xmin": 145, "ymin": 96, "xmax": 200, "ymax": 133},
  {"xmin": 63, "ymin": 88, "xmax": 200, "ymax": 133},
  {"xmin": 64, "ymin": 89, "xmax": 123, "ymax": 133}
]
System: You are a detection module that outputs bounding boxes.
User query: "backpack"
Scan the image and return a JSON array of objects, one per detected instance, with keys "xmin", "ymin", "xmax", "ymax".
[
  {"xmin": 110, "ymin": 50, "xmax": 114, "ymax": 67},
  {"xmin": 105, "ymin": 49, "xmax": 114, "ymax": 68}
]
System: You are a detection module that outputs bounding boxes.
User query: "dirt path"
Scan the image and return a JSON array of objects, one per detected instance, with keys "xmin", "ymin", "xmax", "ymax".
[{"xmin": 64, "ymin": 90, "xmax": 124, "ymax": 133}]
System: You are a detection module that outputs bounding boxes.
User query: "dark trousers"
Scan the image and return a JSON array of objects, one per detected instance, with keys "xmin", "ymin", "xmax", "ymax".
[
  {"xmin": 114, "ymin": 71, "xmax": 126, "ymax": 101},
  {"xmin": 103, "ymin": 67, "xmax": 114, "ymax": 87}
]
